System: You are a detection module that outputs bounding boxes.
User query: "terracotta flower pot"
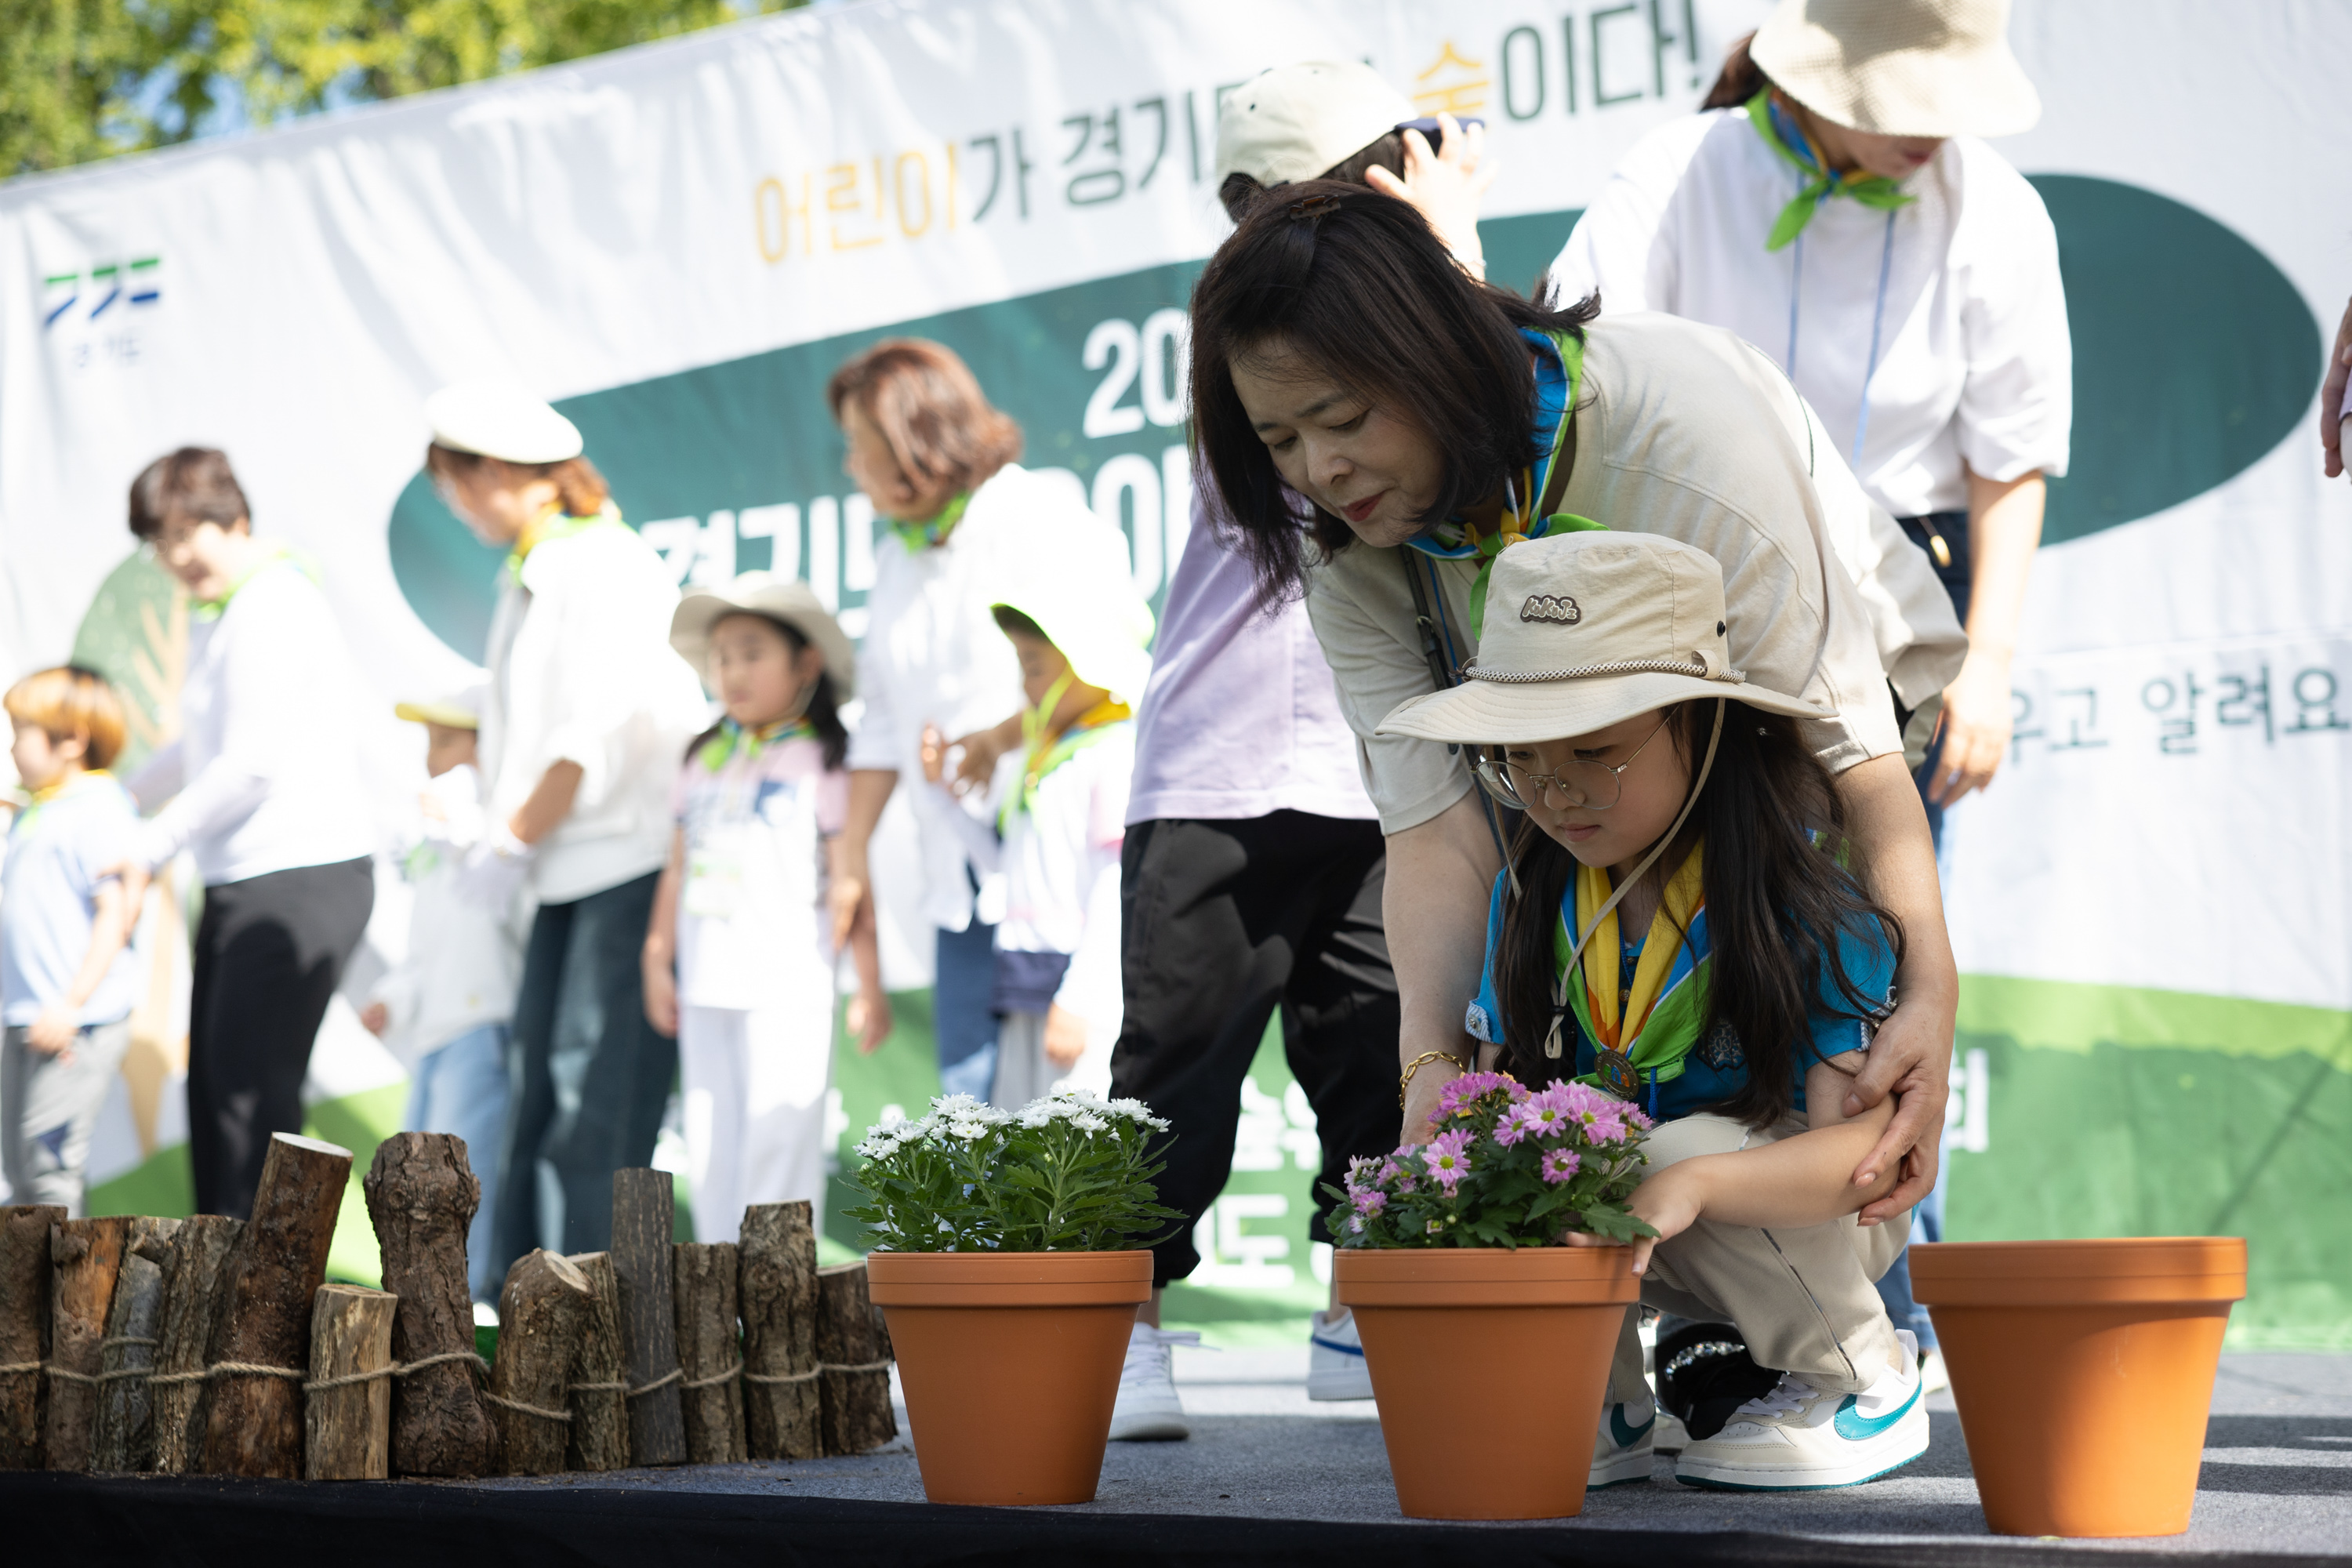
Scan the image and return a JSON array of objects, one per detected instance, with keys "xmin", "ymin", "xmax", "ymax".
[
  {"xmin": 1335, "ymin": 1246, "xmax": 1639, "ymax": 1519},
  {"xmin": 1911, "ymin": 1238, "xmax": 2247, "ymax": 1538},
  {"xmin": 866, "ymin": 1249, "xmax": 1152, "ymax": 1505}
]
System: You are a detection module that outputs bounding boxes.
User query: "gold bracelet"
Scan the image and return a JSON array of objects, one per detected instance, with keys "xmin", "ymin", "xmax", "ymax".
[{"xmin": 1399, "ymin": 1051, "xmax": 1472, "ymax": 1109}]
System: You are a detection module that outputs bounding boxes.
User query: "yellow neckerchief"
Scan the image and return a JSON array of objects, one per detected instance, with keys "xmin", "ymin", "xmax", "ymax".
[
  {"xmin": 191, "ymin": 544, "xmax": 306, "ymax": 621},
  {"xmin": 1000, "ymin": 673, "xmax": 1132, "ymax": 829},
  {"xmin": 506, "ymin": 503, "xmax": 624, "ymax": 584},
  {"xmin": 11, "ymin": 769, "xmax": 114, "ymax": 838},
  {"xmin": 1573, "ymin": 841, "xmax": 1706, "ymax": 1054}
]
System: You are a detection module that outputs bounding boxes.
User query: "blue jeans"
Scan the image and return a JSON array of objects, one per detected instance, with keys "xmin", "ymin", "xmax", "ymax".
[
  {"xmin": 406, "ymin": 1022, "xmax": 510, "ymax": 1302},
  {"xmin": 491, "ymin": 871, "xmax": 677, "ymax": 1276},
  {"xmin": 934, "ymin": 916, "xmax": 999, "ymax": 1102}
]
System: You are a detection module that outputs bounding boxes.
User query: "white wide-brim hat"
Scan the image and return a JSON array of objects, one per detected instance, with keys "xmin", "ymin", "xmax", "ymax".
[
  {"xmin": 1377, "ymin": 532, "xmax": 1828, "ymax": 745},
  {"xmin": 670, "ymin": 572, "xmax": 856, "ymax": 699},
  {"xmin": 1216, "ymin": 60, "xmax": 1420, "ymax": 190},
  {"xmin": 1751, "ymin": 0, "xmax": 2041, "ymax": 140},
  {"xmin": 989, "ymin": 532, "xmax": 1155, "ymax": 706},
  {"xmin": 426, "ymin": 381, "xmax": 585, "ymax": 465}
]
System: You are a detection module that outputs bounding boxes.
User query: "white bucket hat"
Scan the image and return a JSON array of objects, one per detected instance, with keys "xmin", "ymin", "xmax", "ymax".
[
  {"xmin": 1216, "ymin": 60, "xmax": 1419, "ymax": 190},
  {"xmin": 670, "ymin": 572, "xmax": 857, "ymax": 700},
  {"xmin": 989, "ymin": 535, "xmax": 1155, "ymax": 706},
  {"xmin": 1750, "ymin": 0, "xmax": 2041, "ymax": 140},
  {"xmin": 425, "ymin": 381, "xmax": 585, "ymax": 465},
  {"xmin": 1377, "ymin": 531, "xmax": 1828, "ymax": 746}
]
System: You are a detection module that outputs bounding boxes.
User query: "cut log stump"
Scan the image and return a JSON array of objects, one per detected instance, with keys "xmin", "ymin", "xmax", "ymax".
[
  {"xmin": 198, "ymin": 1132, "xmax": 352, "ymax": 1478},
  {"xmin": 673, "ymin": 1242, "xmax": 745, "ymax": 1464},
  {"xmin": 488, "ymin": 1250, "xmax": 593, "ymax": 1475},
  {"xmin": 562, "ymin": 1252, "xmax": 628, "ymax": 1472},
  {"xmin": 0, "ymin": 1205, "xmax": 65, "ymax": 1469},
  {"xmin": 363, "ymin": 1132, "xmax": 495, "ymax": 1476},
  {"xmin": 151, "ymin": 1215, "xmax": 241, "ymax": 1475},
  {"xmin": 306, "ymin": 1284, "xmax": 396, "ymax": 1480},
  {"xmin": 738, "ymin": 1202, "xmax": 820, "ymax": 1461},
  {"xmin": 45, "ymin": 1215, "xmax": 130, "ymax": 1472},
  {"xmin": 92, "ymin": 1217, "xmax": 180, "ymax": 1472},
  {"xmin": 815, "ymin": 1261, "xmax": 895, "ymax": 1457},
  {"xmin": 611, "ymin": 1170, "xmax": 684, "ymax": 1466}
]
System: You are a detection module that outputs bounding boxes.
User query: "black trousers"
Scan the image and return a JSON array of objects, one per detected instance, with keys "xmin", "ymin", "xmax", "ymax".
[
  {"xmin": 492, "ymin": 871, "xmax": 677, "ymax": 1276},
  {"xmin": 187, "ymin": 857, "xmax": 375, "ymax": 1218},
  {"xmin": 1109, "ymin": 812, "xmax": 1400, "ymax": 1290}
]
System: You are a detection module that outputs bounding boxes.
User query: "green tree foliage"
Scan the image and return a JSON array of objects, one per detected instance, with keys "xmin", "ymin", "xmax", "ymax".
[{"xmin": 3, "ymin": 0, "xmax": 797, "ymax": 179}]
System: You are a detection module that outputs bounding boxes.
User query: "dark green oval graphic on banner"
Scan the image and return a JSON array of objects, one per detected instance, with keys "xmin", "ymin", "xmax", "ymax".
[
  {"xmin": 389, "ymin": 180, "xmax": 2322, "ymax": 658},
  {"xmin": 2029, "ymin": 175, "xmax": 2319, "ymax": 546}
]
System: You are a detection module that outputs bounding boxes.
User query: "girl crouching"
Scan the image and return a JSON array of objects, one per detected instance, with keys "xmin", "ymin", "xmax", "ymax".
[{"xmin": 1380, "ymin": 529, "xmax": 1926, "ymax": 1492}]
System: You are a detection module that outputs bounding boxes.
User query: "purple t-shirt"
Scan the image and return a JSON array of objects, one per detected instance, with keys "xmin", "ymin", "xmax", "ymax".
[{"xmin": 1125, "ymin": 487, "xmax": 1375, "ymax": 826}]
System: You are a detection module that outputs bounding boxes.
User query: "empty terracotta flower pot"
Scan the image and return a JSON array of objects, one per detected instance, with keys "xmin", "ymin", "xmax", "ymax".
[
  {"xmin": 866, "ymin": 1249, "xmax": 1152, "ymax": 1505},
  {"xmin": 1335, "ymin": 1246, "xmax": 1639, "ymax": 1519},
  {"xmin": 1911, "ymin": 1238, "xmax": 2247, "ymax": 1537}
]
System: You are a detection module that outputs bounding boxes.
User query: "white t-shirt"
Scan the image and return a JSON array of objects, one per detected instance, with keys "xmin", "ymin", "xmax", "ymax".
[
  {"xmin": 1549, "ymin": 105, "xmax": 2071, "ymax": 519},
  {"xmin": 2, "ymin": 774, "xmax": 141, "ymax": 1027},
  {"xmin": 368, "ymin": 764, "xmax": 529, "ymax": 1065},
  {"xmin": 480, "ymin": 518, "xmax": 708, "ymax": 906},
  {"xmin": 131, "ymin": 557, "xmax": 375, "ymax": 884},
  {"xmin": 848, "ymin": 464, "xmax": 1124, "ymax": 932}
]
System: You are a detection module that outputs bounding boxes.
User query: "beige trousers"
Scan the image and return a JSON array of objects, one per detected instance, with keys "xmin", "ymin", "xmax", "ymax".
[{"xmin": 1609, "ymin": 1112, "xmax": 1906, "ymax": 1403}]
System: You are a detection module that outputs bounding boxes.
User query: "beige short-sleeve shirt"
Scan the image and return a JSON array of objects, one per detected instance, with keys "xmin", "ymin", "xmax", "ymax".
[{"xmin": 1305, "ymin": 311, "xmax": 1909, "ymax": 834}]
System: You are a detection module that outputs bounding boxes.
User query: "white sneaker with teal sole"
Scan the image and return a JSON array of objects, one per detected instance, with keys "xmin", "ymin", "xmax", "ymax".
[
  {"xmin": 1306, "ymin": 1309, "xmax": 1374, "ymax": 1400},
  {"xmin": 1109, "ymin": 1324, "xmax": 1196, "ymax": 1441},
  {"xmin": 1673, "ymin": 1330, "xmax": 1929, "ymax": 1490},
  {"xmin": 1590, "ymin": 1395, "xmax": 1657, "ymax": 1486}
]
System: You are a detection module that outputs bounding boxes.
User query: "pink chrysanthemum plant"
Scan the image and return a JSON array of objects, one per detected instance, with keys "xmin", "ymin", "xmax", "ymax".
[{"xmin": 1323, "ymin": 1073, "xmax": 1657, "ymax": 1250}]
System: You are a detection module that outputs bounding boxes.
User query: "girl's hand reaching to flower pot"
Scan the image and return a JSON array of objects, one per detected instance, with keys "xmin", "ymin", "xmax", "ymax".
[{"xmin": 1559, "ymin": 1167, "xmax": 1704, "ymax": 1278}]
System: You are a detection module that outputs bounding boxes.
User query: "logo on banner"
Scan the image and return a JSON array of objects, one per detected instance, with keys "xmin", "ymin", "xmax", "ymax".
[{"xmin": 43, "ymin": 258, "xmax": 162, "ymax": 328}]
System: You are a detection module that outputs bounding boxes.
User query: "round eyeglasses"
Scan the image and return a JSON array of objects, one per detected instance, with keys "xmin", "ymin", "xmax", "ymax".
[{"xmin": 1468, "ymin": 713, "xmax": 1673, "ymax": 813}]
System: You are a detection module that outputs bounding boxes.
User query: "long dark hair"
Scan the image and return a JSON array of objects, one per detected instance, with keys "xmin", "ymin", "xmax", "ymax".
[
  {"xmin": 1702, "ymin": 31, "xmax": 1769, "ymax": 110},
  {"xmin": 1185, "ymin": 179, "xmax": 1599, "ymax": 608},
  {"xmin": 1491, "ymin": 701, "xmax": 1904, "ymax": 1129},
  {"xmin": 686, "ymin": 615, "xmax": 850, "ymax": 771}
]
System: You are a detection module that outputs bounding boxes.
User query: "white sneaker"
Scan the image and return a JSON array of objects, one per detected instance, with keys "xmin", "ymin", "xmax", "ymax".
[
  {"xmin": 1108, "ymin": 1323, "xmax": 1195, "ymax": 1441},
  {"xmin": 1306, "ymin": 1308, "xmax": 1374, "ymax": 1401},
  {"xmin": 1590, "ymin": 1394, "xmax": 1656, "ymax": 1486},
  {"xmin": 1918, "ymin": 1345, "xmax": 1951, "ymax": 1395},
  {"xmin": 1653, "ymin": 1408, "xmax": 1690, "ymax": 1453},
  {"xmin": 1673, "ymin": 1330, "xmax": 1929, "ymax": 1490}
]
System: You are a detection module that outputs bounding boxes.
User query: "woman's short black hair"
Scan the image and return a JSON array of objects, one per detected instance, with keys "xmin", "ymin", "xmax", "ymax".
[{"xmin": 1185, "ymin": 179, "xmax": 1599, "ymax": 608}]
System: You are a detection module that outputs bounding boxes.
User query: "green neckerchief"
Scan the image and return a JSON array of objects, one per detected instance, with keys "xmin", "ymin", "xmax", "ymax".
[
  {"xmin": 698, "ymin": 716, "xmax": 818, "ymax": 772},
  {"xmin": 892, "ymin": 492, "xmax": 970, "ymax": 554},
  {"xmin": 1748, "ymin": 89, "xmax": 1915, "ymax": 252},
  {"xmin": 998, "ymin": 673, "xmax": 1132, "ymax": 831},
  {"xmin": 191, "ymin": 543, "xmax": 310, "ymax": 621},
  {"xmin": 506, "ymin": 504, "xmax": 627, "ymax": 585},
  {"xmin": 9, "ymin": 770, "xmax": 114, "ymax": 840}
]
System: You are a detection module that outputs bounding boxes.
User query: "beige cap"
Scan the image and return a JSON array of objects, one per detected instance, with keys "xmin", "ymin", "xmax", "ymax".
[
  {"xmin": 1376, "ymin": 532, "xmax": 1828, "ymax": 746},
  {"xmin": 1751, "ymin": 0, "xmax": 2040, "ymax": 140},
  {"xmin": 425, "ymin": 381, "xmax": 585, "ymax": 465},
  {"xmin": 1215, "ymin": 60, "xmax": 1418, "ymax": 190},
  {"xmin": 670, "ymin": 572, "xmax": 856, "ymax": 699}
]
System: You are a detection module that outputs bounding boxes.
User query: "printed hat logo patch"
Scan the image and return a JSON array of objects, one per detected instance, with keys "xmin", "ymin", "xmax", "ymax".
[{"xmin": 1520, "ymin": 593, "xmax": 1581, "ymax": 625}]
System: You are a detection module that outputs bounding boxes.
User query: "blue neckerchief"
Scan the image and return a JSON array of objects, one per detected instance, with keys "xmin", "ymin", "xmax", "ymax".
[{"xmin": 1407, "ymin": 328, "xmax": 1573, "ymax": 560}]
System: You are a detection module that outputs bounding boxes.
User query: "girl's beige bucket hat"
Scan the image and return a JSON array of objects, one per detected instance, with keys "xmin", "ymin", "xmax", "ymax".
[
  {"xmin": 1376, "ymin": 531, "xmax": 1828, "ymax": 745},
  {"xmin": 1750, "ymin": 0, "xmax": 2042, "ymax": 140}
]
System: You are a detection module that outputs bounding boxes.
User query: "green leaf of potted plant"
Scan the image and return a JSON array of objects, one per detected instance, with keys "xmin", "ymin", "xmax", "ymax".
[
  {"xmin": 1326, "ymin": 1072, "xmax": 1655, "ymax": 1519},
  {"xmin": 846, "ymin": 1090, "xmax": 1181, "ymax": 1505}
]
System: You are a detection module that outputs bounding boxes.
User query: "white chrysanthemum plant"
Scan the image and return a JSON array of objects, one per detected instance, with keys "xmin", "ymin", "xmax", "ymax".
[{"xmin": 844, "ymin": 1091, "xmax": 1182, "ymax": 1253}]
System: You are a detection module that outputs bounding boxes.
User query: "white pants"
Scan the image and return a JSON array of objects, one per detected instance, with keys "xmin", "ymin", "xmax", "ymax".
[{"xmin": 677, "ymin": 996, "xmax": 833, "ymax": 1245}]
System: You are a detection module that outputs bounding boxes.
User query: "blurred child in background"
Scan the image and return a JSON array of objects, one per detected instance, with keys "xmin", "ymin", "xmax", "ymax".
[
  {"xmin": 2, "ymin": 667, "xmax": 143, "ymax": 1216},
  {"xmin": 645, "ymin": 575, "xmax": 887, "ymax": 1245},
  {"xmin": 922, "ymin": 541, "xmax": 1152, "ymax": 1107},
  {"xmin": 361, "ymin": 688, "xmax": 524, "ymax": 1302}
]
